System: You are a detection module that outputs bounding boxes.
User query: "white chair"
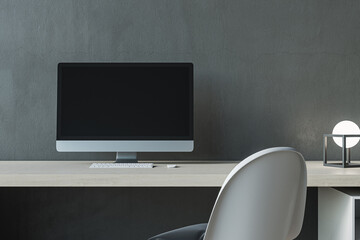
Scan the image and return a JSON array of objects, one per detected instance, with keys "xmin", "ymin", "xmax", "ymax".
[{"xmin": 148, "ymin": 147, "xmax": 307, "ymax": 240}]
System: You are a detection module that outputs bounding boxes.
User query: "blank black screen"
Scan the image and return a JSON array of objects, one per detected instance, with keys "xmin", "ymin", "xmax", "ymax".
[{"xmin": 57, "ymin": 63, "xmax": 193, "ymax": 140}]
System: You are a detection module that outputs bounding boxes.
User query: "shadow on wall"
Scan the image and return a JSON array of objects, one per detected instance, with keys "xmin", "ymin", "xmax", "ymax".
[
  {"xmin": 142, "ymin": 73, "xmax": 288, "ymax": 161},
  {"xmin": 142, "ymin": 74, "xmax": 226, "ymax": 161}
]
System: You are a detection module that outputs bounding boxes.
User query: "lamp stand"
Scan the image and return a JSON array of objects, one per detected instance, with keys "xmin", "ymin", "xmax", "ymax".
[{"xmin": 323, "ymin": 134, "xmax": 360, "ymax": 168}]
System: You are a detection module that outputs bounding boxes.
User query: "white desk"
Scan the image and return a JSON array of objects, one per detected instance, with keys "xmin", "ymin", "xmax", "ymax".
[{"xmin": 0, "ymin": 160, "xmax": 358, "ymax": 187}]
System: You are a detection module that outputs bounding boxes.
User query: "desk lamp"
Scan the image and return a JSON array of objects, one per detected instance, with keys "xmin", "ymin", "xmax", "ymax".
[{"xmin": 323, "ymin": 120, "xmax": 360, "ymax": 167}]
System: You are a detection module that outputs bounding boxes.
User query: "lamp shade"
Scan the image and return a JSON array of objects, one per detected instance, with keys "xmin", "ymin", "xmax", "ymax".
[{"xmin": 332, "ymin": 120, "xmax": 360, "ymax": 148}]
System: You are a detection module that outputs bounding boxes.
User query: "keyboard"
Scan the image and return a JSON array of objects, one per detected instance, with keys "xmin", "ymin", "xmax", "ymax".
[{"xmin": 90, "ymin": 163, "xmax": 154, "ymax": 168}]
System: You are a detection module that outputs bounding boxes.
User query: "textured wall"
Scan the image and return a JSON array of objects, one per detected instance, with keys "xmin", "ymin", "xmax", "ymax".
[
  {"xmin": 2, "ymin": 1, "xmax": 350, "ymax": 239},
  {"xmin": 0, "ymin": 187, "xmax": 317, "ymax": 240},
  {"xmin": 1, "ymin": 0, "xmax": 360, "ymax": 161}
]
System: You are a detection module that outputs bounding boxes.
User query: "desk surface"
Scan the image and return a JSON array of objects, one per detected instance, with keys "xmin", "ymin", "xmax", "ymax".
[{"xmin": 0, "ymin": 160, "xmax": 358, "ymax": 187}]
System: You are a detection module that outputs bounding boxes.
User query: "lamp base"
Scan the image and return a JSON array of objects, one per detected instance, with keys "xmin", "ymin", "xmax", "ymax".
[
  {"xmin": 323, "ymin": 134, "xmax": 360, "ymax": 168},
  {"xmin": 323, "ymin": 162, "xmax": 360, "ymax": 168}
]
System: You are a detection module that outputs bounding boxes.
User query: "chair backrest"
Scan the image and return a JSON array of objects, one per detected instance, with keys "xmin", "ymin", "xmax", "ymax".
[{"xmin": 203, "ymin": 147, "xmax": 307, "ymax": 240}]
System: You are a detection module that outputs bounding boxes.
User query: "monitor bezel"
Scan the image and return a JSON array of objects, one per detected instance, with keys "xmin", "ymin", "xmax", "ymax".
[{"xmin": 56, "ymin": 62, "xmax": 194, "ymax": 141}]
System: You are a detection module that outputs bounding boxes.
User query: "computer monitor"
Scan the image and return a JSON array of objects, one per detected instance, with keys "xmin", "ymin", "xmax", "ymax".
[{"xmin": 56, "ymin": 63, "xmax": 193, "ymax": 163}]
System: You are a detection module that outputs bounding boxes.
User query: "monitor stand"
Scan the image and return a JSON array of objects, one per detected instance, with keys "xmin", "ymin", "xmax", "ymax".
[{"xmin": 115, "ymin": 152, "xmax": 138, "ymax": 163}]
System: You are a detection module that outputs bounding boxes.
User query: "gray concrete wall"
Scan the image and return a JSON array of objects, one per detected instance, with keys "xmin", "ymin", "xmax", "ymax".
[
  {"xmin": 0, "ymin": 187, "xmax": 317, "ymax": 240},
  {"xmin": 1, "ymin": 0, "xmax": 360, "ymax": 161},
  {"xmin": 0, "ymin": 1, "xmax": 358, "ymax": 239}
]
